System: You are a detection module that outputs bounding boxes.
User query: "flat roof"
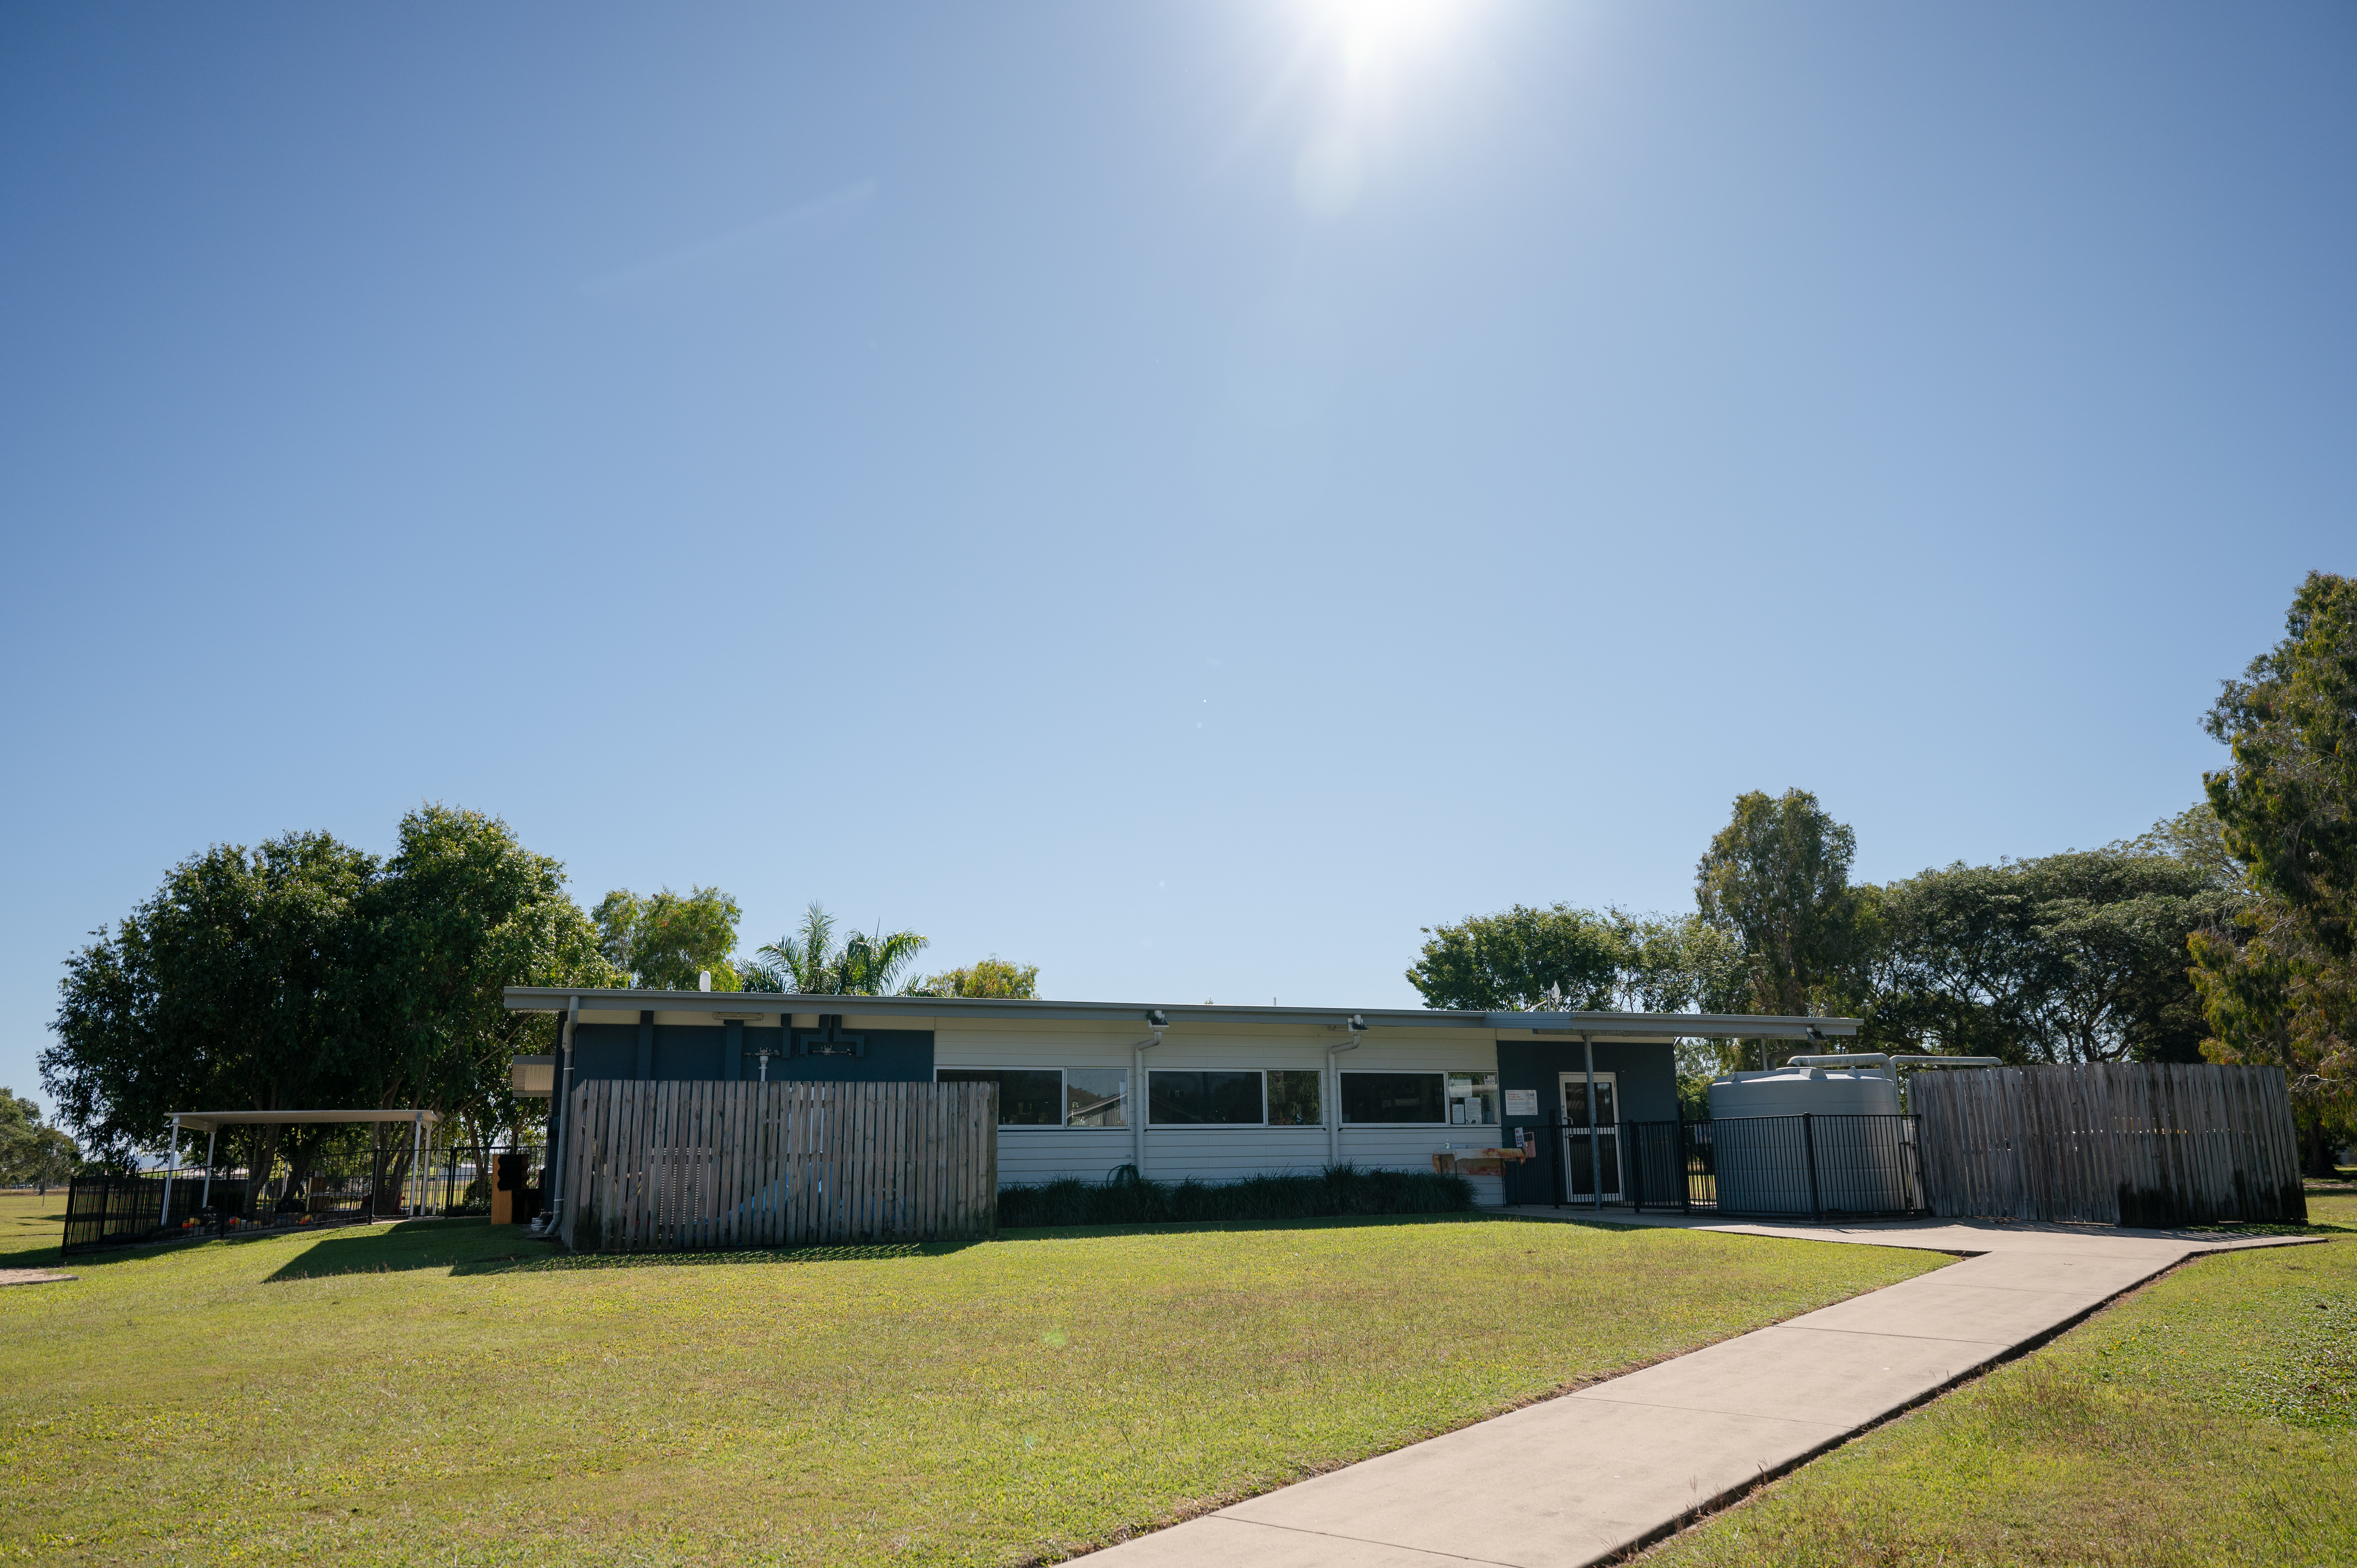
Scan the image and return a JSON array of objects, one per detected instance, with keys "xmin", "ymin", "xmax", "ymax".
[
  {"xmin": 499, "ymin": 987, "xmax": 1859, "ymax": 1041},
  {"xmin": 167, "ymin": 1109, "xmax": 441, "ymax": 1134}
]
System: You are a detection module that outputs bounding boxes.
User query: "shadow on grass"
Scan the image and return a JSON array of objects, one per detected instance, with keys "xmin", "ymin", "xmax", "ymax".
[
  {"xmin": 264, "ymin": 1219, "xmax": 988, "ymax": 1279},
  {"xmin": 516, "ymin": 1240, "xmax": 986, "ymax": 1272},
  {"xmin": 995, "ymin": 1211, "xmax": 1511, "ymax": 1243}
]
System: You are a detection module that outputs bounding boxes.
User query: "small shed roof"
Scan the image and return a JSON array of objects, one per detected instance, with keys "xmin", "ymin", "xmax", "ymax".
[{"xmin": 166, "ymin": 1109, "xmax": 441, "ymax": 1134}]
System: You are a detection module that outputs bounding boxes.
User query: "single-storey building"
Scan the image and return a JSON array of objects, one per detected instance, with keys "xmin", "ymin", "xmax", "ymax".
[{"xmin": 505, "ymin": 988, "xmax": 1857, "ymax": 1209}]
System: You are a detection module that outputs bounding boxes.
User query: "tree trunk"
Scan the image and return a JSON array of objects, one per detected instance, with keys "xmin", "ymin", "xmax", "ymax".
[{"xmin": 2302, "ymin": 1117, "xmax": 2339, "ymax": 1179}]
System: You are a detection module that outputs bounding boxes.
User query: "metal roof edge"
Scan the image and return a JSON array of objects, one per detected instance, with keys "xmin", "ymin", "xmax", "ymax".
[{"xmin": 498, "ymin": 987, "xmax": 1858, "ymax": 1037}]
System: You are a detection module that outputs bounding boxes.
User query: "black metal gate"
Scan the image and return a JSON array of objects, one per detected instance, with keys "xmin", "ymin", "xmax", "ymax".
[{"xmin": 1511, "ymin": 1114, "xmax": 1924, "ymax": 1220}]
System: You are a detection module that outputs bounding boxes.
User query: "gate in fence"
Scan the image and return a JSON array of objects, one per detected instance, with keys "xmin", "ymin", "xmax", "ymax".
[
  {"xmin": 558, "ymin": 1079, "xmax": 998, "ymax": 1252},
  {"xmin": 1911, "ymin": 1063, "xmax": 2304, "ymax": 1227},
  {"xmin": 1509, "ymin": 1114, "xmax": 1925, "ymax": 1220}
]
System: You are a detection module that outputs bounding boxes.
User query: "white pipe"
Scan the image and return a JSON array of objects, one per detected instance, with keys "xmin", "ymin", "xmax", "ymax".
[
  {"xmin": 545, "ymin": 995, "xmax": 580, "ymax": 1228},
  {"xmin": 160, "ymin": 1116, "xmax": 180, "ymax": 1232},
  {"xmin": 1326, "ymin": 1028, "xmax": 1364, "ymax": 1165},
  {"xmin": 200, "ymin": 1126, "xmax": 216, "ymax": 1211},
  {"xmin": 1583, "ymin": 1034, "xmax": 1601, "ymax": 1210},
  {"xmin": 1129, "ymin": 1028, "xmax": 1164, "ymax": 1176}
]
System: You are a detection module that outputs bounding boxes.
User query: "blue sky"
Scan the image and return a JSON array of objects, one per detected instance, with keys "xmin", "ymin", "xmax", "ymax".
[{"xmin": 3, "ymin": 2, "xmax": 2350, "ymax": 1117}]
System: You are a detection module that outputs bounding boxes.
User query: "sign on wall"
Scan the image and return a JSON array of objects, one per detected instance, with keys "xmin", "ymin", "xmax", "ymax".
[{"xmin": 1503, "ymin": 1089, "xmax": 1539, "ymax": 1117}]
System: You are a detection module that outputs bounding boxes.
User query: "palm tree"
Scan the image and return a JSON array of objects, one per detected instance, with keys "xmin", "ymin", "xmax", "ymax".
[{"xmin": 753, "ymin": 902, "xmax": 929, "ymax": 995}]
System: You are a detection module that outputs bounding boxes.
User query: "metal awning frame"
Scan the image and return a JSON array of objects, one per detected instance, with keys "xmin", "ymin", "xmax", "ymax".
[{"xmin": 159, "ymin": 1109, "xmax": 441, "ymax": 1228}]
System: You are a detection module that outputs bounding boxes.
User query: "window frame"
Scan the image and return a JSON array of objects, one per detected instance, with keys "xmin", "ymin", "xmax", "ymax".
[{"xmin": 933, "ymin": 1067, "xmax": 1129, "ymax": 1130}]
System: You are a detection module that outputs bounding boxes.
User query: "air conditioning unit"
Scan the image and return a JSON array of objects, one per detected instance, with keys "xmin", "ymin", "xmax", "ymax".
[{"xmin": 510, "ymin": 1055, "xmax": 555, "ymax": 1098}]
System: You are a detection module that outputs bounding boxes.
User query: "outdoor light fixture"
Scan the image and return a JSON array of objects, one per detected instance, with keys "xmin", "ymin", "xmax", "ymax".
[
  {"xmin": 1145, "ymin": 1009, "xmax": 1169, "ymax": 1027},
  {"xmin": 1347, "ymin": 1014, "xmax": 1368, "ymax": 1033}
]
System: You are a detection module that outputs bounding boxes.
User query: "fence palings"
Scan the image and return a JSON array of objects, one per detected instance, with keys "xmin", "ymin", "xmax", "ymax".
[
  {"xmin": 1913, "ymin": 1064, "xmax": 2305, "ymax": 1227},
  {"xmin": 558, "ymin": 1079, "xmax": 998, "ymax": 1252}
]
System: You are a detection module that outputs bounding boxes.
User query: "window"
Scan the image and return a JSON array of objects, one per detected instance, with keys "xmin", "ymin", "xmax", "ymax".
[
  {"xmin": 1148, "ymin": 1070, "xmax": 1265, "ymax": 1125},
  {"xmin": 1266, "ymin": 1070, "xmax": 1323, "ymax": 1126},
  {"xmin": 936, "ymin": 1068, "xmax": 1062, "ymax": 1127},
  {"xmin": 1447, "ymin": 1072, "xmax": 1499, "ymax": 1126},
  {"xmin": 1064, "ymin": 1068, "xmax": 1127, "ymax": 1128},
  {"xmin": 1341, "ymin": 1072, "xmax": 1446, "ymax": 1124}
]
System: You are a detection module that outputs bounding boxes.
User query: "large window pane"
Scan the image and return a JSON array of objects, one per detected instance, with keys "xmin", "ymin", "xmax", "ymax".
[
  {"xmin": 1267, "ymin": 1070, "xmax": 1323, "ymax": 1126},
  {"xmin": 1064, "ymin": 1068, "xmax": 1126, "ymax": 1128},
  {"xmin": 937, "ymin": 1068, "xmax": 1061, "ymax": 1127},
  {"xmin": 1341, "ymin": 1072, "xmax": 1446, "ymax": 1124},
  {"xmin": 1148, "ymin": 1070, "xmax": 1265, "ymax": 1125}
]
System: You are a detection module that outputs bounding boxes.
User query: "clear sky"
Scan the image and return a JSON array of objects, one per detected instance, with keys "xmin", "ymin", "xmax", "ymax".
[{"xmin": 3, "ymin": 2, "xmax": 2351, "ymax": 1117}]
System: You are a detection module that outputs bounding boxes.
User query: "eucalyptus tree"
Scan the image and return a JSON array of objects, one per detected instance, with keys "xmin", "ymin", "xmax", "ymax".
[{"xmin": 1696, "ymin": 789, "xmax": 1864, "ymax": 1021}]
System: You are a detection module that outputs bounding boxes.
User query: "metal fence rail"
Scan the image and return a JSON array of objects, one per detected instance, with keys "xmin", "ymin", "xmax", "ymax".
[{"xmin": 1513, "ymin": 1114, "xmax": 1924, "ymax": 1220}]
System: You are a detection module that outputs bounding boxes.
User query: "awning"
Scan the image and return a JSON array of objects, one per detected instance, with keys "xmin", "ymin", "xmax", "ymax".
[{"xmin": 166, "ymin": 1109, "xmax": 442, "ymax": 1135}]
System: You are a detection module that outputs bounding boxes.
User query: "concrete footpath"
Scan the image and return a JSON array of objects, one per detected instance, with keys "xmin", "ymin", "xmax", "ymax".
[{"xmin": 1085, "ymin": 1213, "xmax": 2319, "ymax": 1567}]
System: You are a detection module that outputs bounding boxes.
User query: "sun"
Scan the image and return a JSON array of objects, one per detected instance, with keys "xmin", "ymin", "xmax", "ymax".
[{"xmin": 1307, "ymin": 0, "xmax": 1468, "ymax": 79}]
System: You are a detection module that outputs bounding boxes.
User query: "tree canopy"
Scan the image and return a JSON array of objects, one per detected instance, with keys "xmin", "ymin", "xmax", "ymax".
[
  {"xmin": 1696, "ymin": 788, "xmax": 1862, "ymax": 1017},
  {"xmin": 0, "ymin": 1088, "xmax": 78, "ymax": 1187},
  {"xmin": 593, "ymin": 885, "xmax": 742, "ymax": 991},
  {"xmin": 42, "ymin": 805, "xmax": 614, "ymax": 1164},
  {"xmin": 747, "ymin": 904, "xmax": 931, "ymax": 996},
  {"xmin": 2191, "ymin": 570, "xmax": 2357, "ymax": 1166},
  {"xmin": 916, "ymin": 958, "xmax": 1041, "ymax": 999}
]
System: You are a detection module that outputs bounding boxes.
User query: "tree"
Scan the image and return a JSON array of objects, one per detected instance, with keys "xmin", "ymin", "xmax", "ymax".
[
  {"xmin": 916, "ymin": 958, "xmax": 1041, "ymax": 999},
  {"xmin": 1406, "ymin": 904, "xmax": 1620, "ymax": 1011},
  {"xmin": 352, "ymin": 806, "xmax": 619, "ymax": 1148},
  {"xmin": 0, "ymin": 1089, "xmax": 77, "ymax": 1191},
  {"xmin": 593, "ymin": 886, "xmax": 742, "ymax": 991},
  {"xmin": 748, "ymin": 903, "xmax": 930, "ymax": 995},
  {"xmin": 43, "ymin": 832, "xmax": 378, "ymax": 1172},
  {"xmin": 1696, "ymin": 789, "xmax": 1863, "ymax": 1021},
  {"xmin": 2191, "ymin": 571, "xmax": 2357, "ymax": 1172},
  {"xmin": 42, "ymin": 808, "xmax": 615, "ymax": 1183},
  {"xmin": 1867, "ymin": 842, "xmax": 2237, "ymax": 1066}
]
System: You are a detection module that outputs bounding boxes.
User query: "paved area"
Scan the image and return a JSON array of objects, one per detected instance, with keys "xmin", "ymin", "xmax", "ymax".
[
  {"xmin": 1085, "ymin": 1213, "xmax": 2320, "ymax": 1567},
  {"xmin": 0, "ymin": 1268, "xmax": 76, "ymax": 1287}
]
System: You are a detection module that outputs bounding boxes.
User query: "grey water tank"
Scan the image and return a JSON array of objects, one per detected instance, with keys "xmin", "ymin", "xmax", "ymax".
[{"xmin": 1704, "ymin": 1067, "xmax": 1912, "ymax": 1216}]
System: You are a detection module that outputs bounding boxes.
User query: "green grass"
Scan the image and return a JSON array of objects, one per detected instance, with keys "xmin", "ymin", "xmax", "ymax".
[
  {"xmin": 1642, "ymin": 1235, "xmax": 2357, "ymax": 1568},
  {"xmin": 1, "ymin": 1203, "xmax": 1940, "ymax": 1567}
]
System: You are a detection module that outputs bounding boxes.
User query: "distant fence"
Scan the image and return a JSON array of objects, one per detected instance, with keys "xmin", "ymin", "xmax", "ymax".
[
  {"xmin": 1913, "ymin": 1063, "xmax": 2304, "ymax": 1227},
  {"xmin": 558, "ymin": 1079, "xmax": 998, "ymax": 1252}
]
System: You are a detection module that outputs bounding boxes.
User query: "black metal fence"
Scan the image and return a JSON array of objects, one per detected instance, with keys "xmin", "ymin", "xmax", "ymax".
[
  {"xmin": 1511, "ymin": 1114, "xmax": 1924, "ymax": 1220},
  {"xmin": 60, "ymin": 1143, "xmax": 549, "ymax": 1255}
]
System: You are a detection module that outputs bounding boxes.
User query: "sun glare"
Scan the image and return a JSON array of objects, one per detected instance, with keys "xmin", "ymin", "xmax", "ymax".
[{"xmin": 1309, "ymin": 0, "xmax": 1466, "ymax": 79}]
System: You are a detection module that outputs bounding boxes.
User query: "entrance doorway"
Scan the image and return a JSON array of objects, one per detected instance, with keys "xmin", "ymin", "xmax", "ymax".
[{"xmin": 1558, "ymin": 1071, "xmax": 1622, "ymax": 1202}]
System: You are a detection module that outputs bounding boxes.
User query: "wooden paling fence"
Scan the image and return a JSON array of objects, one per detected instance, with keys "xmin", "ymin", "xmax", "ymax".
[
  {"xmin": 558, "ymin": 1079, "xmax": 998, "ymax": 1252},
  {"xmin": 1912, "ymin": 1063, "xmax": 2304, "ymax": 1227}
]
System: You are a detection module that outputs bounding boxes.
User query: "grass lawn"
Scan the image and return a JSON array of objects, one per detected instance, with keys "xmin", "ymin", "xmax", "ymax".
[
  {"xmin": 1642, "ymin": 1234, "xmax": 2357, "ymax": 1568},
  {"xmin": 2, "ymin": 1200, "xmax": 1938, "ymax": 1567}
]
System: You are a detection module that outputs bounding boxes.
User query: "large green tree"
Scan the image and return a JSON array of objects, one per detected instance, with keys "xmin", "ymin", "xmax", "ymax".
[
  {"xmin": 916, "ymin": 958, "xmax": 1041, "ymax": 999},
  {"xmin": 1696, "ymin": 789, "xmax": 1863, "ymax": 1019},
  {"xmin": 43, "ymin": 807, "xmax": 613, "ymax": 1180},
  {"xmin": 1405, "ymin": 904, "xmax": 1620, "ymax": 1011},
  {"xmin": 0, "ymin": 1088, "xmax": 79, "ymax": 1190},
  {"xmin": 2191, "ymin": 570, "xmax": 2357, "ymax": 1170},
  {"xmin": 593, "ymin": 886, "xmax": 742, "ymax": 991},
  {"xmin": 44, "ymin": 832, "xmax": 378, "ymax": 1171},
  {"xmin": 1867, "ymin": 835, "xmax": 2237, "ymax": 1065}
]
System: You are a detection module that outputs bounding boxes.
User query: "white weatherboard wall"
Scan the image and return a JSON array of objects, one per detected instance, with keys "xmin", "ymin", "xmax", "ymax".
[{"xmin": 930, "ymin": 1017, "xmax": 1509, "ymax": 1204}]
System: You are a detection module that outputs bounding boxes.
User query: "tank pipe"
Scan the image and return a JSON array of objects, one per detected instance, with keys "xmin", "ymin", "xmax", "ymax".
[
  {"xmin": 1130, "ymin": 1018, "xmax": 1166, "ymax": 1177},
  {"xmin": 1327, "ymin": 1015, "xmax": 1367, "ymax": 1165}
]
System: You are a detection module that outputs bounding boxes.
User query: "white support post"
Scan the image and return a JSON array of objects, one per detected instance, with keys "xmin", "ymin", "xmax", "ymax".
[
  {"xmin": 159, "ymin": 1116, "xmax": 181, "ymax": 1233},
  {"xmin": 1584, "ymin": 1034, "xmax": 1602, "ymax": 1211},
  {"xmin": 200, "ymin": 1126, "xmax": 217, "ymax": 1211},
  {"xmin": 410, "ymin": 1113, "xmax": 423, "ymax": 1219}
]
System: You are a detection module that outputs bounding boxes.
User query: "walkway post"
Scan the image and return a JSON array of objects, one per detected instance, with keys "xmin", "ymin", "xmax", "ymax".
[
  {"xmin": 1584, "ymin": 1034, "xmax": 1602, "ymax": 1211},
  {"xmin": 199, "ymin": 1125, "xmax": 217, "ymax": 1211},
  {"xmin": 159, "ymin": 1116, "xmax": 180, "ymax": 1234}
]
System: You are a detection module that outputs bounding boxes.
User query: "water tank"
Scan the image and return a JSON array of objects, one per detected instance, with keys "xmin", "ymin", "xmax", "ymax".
[{"xmin": 1704, "ymin": 1067, "xmax": 1911, "ymax": 1217}]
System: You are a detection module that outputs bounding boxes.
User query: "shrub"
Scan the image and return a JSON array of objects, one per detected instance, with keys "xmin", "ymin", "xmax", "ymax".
[{"xmin": 995, "ymin": 1163, "xmax": 1476, "ymax": 1228}]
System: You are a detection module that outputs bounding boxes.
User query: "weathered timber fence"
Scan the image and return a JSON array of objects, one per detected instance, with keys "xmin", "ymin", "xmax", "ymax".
[
  {"xmin": 558, "ymin": 1079, "xmax": 998, "ymax": 1252},
  {"xmin": 1912, "ymin": 1063, "xmax": 2304, "ymax": 1227}
]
